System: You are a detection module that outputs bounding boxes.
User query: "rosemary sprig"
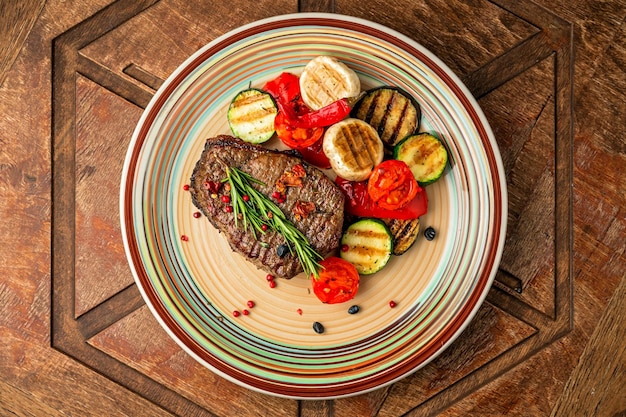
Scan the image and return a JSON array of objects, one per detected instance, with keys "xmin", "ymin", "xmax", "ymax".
[{"xmin": 223, "ymin": 166, "xmax": 323, "ymax": 279}]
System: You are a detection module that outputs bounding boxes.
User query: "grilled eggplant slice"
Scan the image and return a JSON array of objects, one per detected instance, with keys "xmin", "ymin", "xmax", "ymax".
[
  {"xmin": 227, "ymin": 88, "xmax": 277, "ymax": 144},
  {"xmin": 351, "ymin": 86, "xmax": 420, "ymax": 147},
  {"xmin": 382, "ymin": 217, "xmax": 420, "ymax": 255},
  {"xmin": 394, "ymin": 132, "xmax": 448, "ymax": 185}
]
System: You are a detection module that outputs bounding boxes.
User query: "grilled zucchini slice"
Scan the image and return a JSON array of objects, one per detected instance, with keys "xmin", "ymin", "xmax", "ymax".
[
  {"xmin": 227, "ymin": 88, "xmax": 277, "ymax": 144},
  {"xmin": 382, "ymin": 217, "xmax": 420, "ymax": 255},
  {"xmin": 394, "ymin": 132, "xmax": 448, "ymax": 185},
  {"xmin": 340, "ymin": 218, "xmax": 393, "ymax": 275},
  {"xmin": 351, "ymin": 86, "xmax": 420, "ymax": 147}
]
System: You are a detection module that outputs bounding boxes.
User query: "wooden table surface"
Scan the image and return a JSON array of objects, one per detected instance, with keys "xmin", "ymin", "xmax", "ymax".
[{"xmin": 1, "ymin": 0, "xmax": 624, "ymax": 416}]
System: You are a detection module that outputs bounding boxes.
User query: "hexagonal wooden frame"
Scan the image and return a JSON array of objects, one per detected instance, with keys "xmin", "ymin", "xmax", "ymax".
[{"xmin": 51, "ymin": 0, "xmax": 573, "ymax": 415}]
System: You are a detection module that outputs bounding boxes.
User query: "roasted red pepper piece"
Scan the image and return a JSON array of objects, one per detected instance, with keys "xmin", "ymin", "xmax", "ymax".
[
  {"xmin": 263, "ymin": 72, "xmax": 301, "ymax": 104},
  {"xmin": 263, "ymin": 72, "xmax": 309, "ymax": 121},
  {"xmin": 295, "ymin": 137, "xmax": 331, "ymax": 169},
  {"xmin": 291, "ymin": 98, "xmax": 352, "ymax": 129},
  {"xmin": 263, "ymin": 72, "xmax": 351, "ymax": 166},
  {"xmin": 274, "ymin": 112, "xmax": 324, "ymax": 149},
  {"xmin": 265, "ymin": 73, "xmax": 324, "ymax": 148},
  {"xmin": 335, "ymin": 176, "xmax": 428, "ymax": 220},
  {"xmin": 263, "ymin": 72, "xmax": 351, "ymax": 129}
]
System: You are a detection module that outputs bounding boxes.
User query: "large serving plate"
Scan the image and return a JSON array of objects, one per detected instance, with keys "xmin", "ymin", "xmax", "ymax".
[{"xmin": 120, "ymin": 13, "xmax": 507, "ymax": 399}]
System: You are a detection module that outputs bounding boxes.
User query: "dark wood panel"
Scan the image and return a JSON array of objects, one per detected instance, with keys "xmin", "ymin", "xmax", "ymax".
[
  {"xmin": 0, "ymin": 0, "xmax": 46, "ymax": 86},
  {"xmin": 79, "ymin": 0, "xmax": 297, "ymax": 83},
  {"xmin": 74, "ymin": 74, "xmax": 141, "ymax": 317},
  {"xmin": 2, "ymin": 0, "xmax": 626, "ymax": 416},
  {"xmin": 299, "ymin": 0, "xmax": 335, "ymax": 12},
  {"xmin": 89, "ymin": 306, "xmax": 298, "ymax": 417},
  {"xmin": 334, "ymin": 302, "xmax": 537, "ymax": 416},
  {"xmin": 337, "ymin": 0, "xmax": 538, "ymax": 78},
  {"xmin": 49, "ymin": 1, "xmax": 574, "ymax": 416},
  {"xmin": 551, "ymin": 276, "xmax": 626, "ymax": 417}
]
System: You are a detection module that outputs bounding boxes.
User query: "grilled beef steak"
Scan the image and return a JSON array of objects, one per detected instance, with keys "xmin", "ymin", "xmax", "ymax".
[{"xmin": 189, "ymin": 135, "xmax": 345, "ymax": 279}]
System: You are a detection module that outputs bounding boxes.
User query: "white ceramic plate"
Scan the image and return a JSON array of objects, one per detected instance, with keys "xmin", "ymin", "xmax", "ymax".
[{"xmin": 121, "ymin": 13, "xmax": 507, "ymax": 399}]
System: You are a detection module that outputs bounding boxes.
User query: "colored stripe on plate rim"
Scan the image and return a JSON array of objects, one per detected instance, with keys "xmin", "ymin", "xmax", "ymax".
[{"xmin": 120, "ymin": 13, "xmax": 507, "ymax": 399}]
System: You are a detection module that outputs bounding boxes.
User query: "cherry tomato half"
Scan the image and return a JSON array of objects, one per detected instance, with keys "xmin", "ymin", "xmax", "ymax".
[
  {"xmin": 275, "ymin": 111, "xmax": 324, "ymax": 149},
  {"xmin": 335, "ymin": 176, "xmax": 428, "ymax": 220},
  {"xmin": 312, "ymin": 257, "xmax": 360, "ymax": 304},
  {"xmin": 367, "ymin": 160, "xmax": 419, "ymax": 210}
]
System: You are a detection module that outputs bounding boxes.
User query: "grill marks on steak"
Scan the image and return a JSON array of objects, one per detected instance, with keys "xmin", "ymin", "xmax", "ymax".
[{"xmin": 189, "ymin": 135, "xmax": 345, "ymax": 279}]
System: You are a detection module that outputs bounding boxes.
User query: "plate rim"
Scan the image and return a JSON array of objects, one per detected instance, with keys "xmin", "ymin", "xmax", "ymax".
[{"xmin": 120, "ymin": 12, "xmax": 508, "ymax": 399}]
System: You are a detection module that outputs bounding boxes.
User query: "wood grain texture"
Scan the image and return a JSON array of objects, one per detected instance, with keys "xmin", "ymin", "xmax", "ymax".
[
  {"xmin": 479, "ymin": 56, "xmax": 557, "ymax": 292},
  {"xmin": 338, "ymin": 0, "xmax": 538, "ymax": 79},
  {"xmin": 74, "ymin": 74, "xmax": 141, "ymax": 317},
  {"xmin": 300, "ymin": 400, "xmax": 334, "ymax": 417},
  {"xmin": 89, "ymin": 307, "xmax": 298, "ymax": 417},
  {"xmin": 0, "ymin": 380, "xmax": 67, "ymax": 417},
  {"xmin": 1, "ymin": 0, "xmax": 625, "ymax": 416},
  {"xmin": 333, "ymin": 302, "xmax": 537, "ymax": 417},
  {"xmin": 551, "ymin": 275, "xmax": 626, "ymax": 417},
  {"xmin": 79, "ymin": 0, "xmax": 296, "ymax": 85},
  {"xmin": 299, "ymin": 0, "xmax": 335, "ymax": 13},
  {"xmin": 0, "ymin": 0, "xmax": 46, "ymax": 87}
]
